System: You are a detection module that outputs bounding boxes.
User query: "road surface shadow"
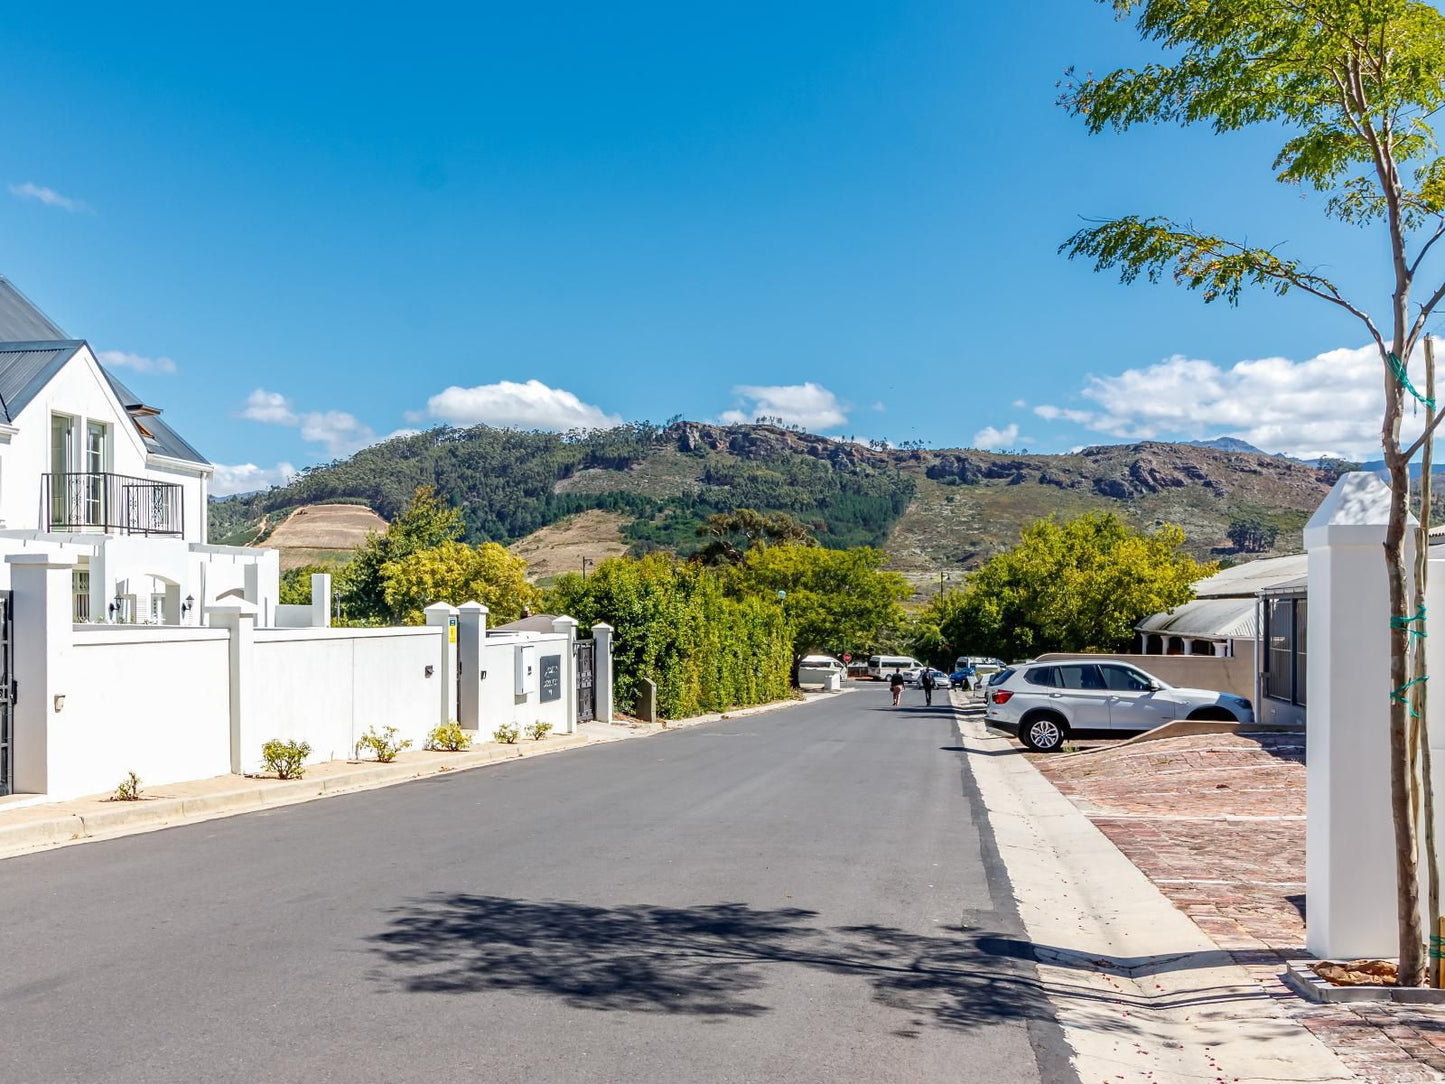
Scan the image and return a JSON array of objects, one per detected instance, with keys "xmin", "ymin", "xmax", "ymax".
[{"xmin": 368, "ymin": 894, "xmax": 1105, "ymax": 1029}]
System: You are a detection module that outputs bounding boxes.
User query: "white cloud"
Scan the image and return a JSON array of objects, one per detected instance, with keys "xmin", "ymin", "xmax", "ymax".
[
  {"xmin": 1033, "ymin": 343, "xmax": 1431, "ymax": 461},
  {"xmin": 239, "ymin": 388, "xmax": 298, "ymax": 425},
  {"xmin": 97, "ymin": 349, "xmax": 176, "ymax": 375},
  {"xmin": 1012, "ymin": 399, "xmax": 1027, "ymax": 409},
  {"xmin": 210, "ymin": 462, "xmax": 298, "ymax": 497},
  {"xmin": 720, "ymin": 382, "xmax": 848, "ymax": 430},
  {"xmin": 872, "ymin": 401, "xmax": 886, "ymax": 413},
  {"xmin": 9, "ymin": 182, "xmax": 91, "ymax": 213},
  {"xmin": 299, "ymin": 410, "xmax": 376, "ymax": 457},
  {"xmin": 420, "ymin": 379, "xmax": 621, "ymax": 431},
  {"xmin": 973, "ymin": 423, "xmax": 1020, "ymax": 450}
]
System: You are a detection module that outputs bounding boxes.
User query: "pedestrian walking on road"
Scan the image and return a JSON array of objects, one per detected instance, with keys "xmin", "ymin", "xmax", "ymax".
[
  {"xmin": 920, "ymin": 667, "xmax": 935, "ymax": 707},
  {"xmin": 889, "ymin": 671, "xmax": 904, "ymax": 707}
]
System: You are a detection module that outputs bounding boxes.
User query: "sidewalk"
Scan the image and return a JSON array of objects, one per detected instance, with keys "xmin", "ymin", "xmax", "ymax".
[
  {"xmin": 1030, "ymin": 727, "xmax": 1445, "ymax": 1083},
  {"xmin": 0, "ymin": 733, "xmax": 588, "ymax": 861},
  {"xmin": 949, "ymin": 690, "xmax": 1356, "ymax": 1082}
]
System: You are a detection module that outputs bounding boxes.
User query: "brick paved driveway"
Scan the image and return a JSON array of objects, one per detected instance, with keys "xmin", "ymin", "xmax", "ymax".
[{"xmin": 1029, "ymin": 731, "xmax": 1445, "ymax": 1083}]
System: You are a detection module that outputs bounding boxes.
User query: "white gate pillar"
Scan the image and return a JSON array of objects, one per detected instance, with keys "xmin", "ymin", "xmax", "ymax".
[
  {"xmin": 592, "ymin": 622, "xmax": 615, "ymax": 724},
  {"xmin": 1305, "ymin": 472, "xmax": 1413, "ymax": 959},
  {"xmin": 206, "ymin": 599, "xmax": 259, "ymax": 776},
  {"xmin": 424, "ymin": 603, "xmax": 459, "ymax": 725},
  {"xmin": 456, "ymin": 602, "xmax": 488, "ymax": 736},
  {"xmin": 6, "ymin": 553, "xmax": 77, "ymax": 795},
  {"xmin": 552, "ymin": 616, "xmax": 578, "ymax": 734}
]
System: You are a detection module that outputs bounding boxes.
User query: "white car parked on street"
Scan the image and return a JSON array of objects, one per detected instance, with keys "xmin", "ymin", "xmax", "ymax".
[{"xmin": 984, "ymin": 660, "xmax": 1253, "ymax": 752}]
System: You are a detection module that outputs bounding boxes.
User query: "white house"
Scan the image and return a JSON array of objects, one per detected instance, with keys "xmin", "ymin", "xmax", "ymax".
[{"xmin": 0, "ymin": 276, "xmax": 278, "ymax": 624}]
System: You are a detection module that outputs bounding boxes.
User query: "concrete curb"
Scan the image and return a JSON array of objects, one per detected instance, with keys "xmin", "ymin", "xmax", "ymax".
[
  {"xmin": 1283, "ymin": 961, "xmax": 1444, "ymax": 1004},
  {"xmin": 0, "ymin": 734, "xmax": 589, "ymax": 861}
]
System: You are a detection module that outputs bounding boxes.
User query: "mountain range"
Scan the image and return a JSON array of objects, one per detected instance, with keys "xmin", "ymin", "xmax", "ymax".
[{"xmin": 208, "ymin": 422, "xmax": 1339, "ymax": 590}]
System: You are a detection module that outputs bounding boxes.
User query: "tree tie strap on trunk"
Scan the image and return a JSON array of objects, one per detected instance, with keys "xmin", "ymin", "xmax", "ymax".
[
  {"xmin": 1391, "ymin": 352, "xmax": 1437, "ymax": 410},
  {"xmin": 1393, "ymin": 675, "xmax": 1429, "ymax": 718},
  {"xmin": 1393, "ymin": 605, "xmax": 1429, "ymax": 640},
  {"xmin": 1431, "ymin": 934, "xmax": 1445, "ymax": 961}
]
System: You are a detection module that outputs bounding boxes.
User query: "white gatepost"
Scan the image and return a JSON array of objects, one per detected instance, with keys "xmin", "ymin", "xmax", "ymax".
[
  {"xmin": 6, "ymin": 553, "xmax": 77, "ymax": 795},
  {"xmin": 206, "ymin": 600, "xmax": 258, "ymax": 775},
  {"xmin": 310, "ymin": 573, "xmax": 332, "ymax": 628},
  {"xmin": 424, "ymin": 603, "xmax": 459, "ymax": 725},
  {"xmin": 592, "ymin": 621, "xmax": 615, "ymax": 724},
  {"xmin": 457, "ymin": 602, "xmax": 488, "ymax": 737},
  {"xmin": 1305, "ymin": 472, "xmax": 1413, "ymax": 959},
  {"xmin": 552, "ymin": 616, "xmax": 579, "ymax": 734}
]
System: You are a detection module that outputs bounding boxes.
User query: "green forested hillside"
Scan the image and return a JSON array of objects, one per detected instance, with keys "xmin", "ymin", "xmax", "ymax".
[{"xmin": 209, "ymin": 420, "xmax": 1337, "ymax": 580}]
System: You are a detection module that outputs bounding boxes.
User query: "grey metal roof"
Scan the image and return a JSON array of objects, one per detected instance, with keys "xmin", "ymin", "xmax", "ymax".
[
  {"xmin": 490, "ymin": 614, "xmax": 560, "ymax": 633},
  {"xmin": 1137, "ymin": 597, "xmax": 1258, "ymax": 639},
  {"xmin": 0, "ymin": 340, "xmax": 85, "ymax": 422},
  {"xmin": 1191, "ymin": 553, "xmax": 1309, "ymax": 598},
  {"xmin": 101, "ymin": 369, "xmax": 209, "ymax": 467},
  {"xmin": 0, "ymin": 277, "xmax": 67, "ymax": 340}
]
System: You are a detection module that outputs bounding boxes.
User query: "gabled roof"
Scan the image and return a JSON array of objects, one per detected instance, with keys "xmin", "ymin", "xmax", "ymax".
[
  {"xmin": 102, "ymin": 369, "xmax": 209, "ymax": 467},
  {"xmin": 0, "ymin": 275, "xmax": 210, "ymax": 468},
  {"xmin": 1191, "ymin": 553, "xmax": 1308, "ymax": 598},
  {"xmin": 1137, "ymin": 597, "xmax": 1258, "ymax": 640},
  {"xmin": 0, "ymin": 277, "xmax": 67, "ymax": 340},
  {"xmin": 0, "ymin": 340, "xmax": 86, "ymax": 422}
]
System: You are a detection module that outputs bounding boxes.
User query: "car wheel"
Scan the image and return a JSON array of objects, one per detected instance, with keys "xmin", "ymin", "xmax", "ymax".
[
  {"xmin": 1020, "ymin": 713, "xmax": 1068, "ymax": 752},
  {"xmin": 1186, "ymin": 707, "xmax": 1236, "ymax": 722}
]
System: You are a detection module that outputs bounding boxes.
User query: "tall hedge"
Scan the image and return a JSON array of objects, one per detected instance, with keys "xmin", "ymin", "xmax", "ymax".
[{"xmin": 547, "ymin": 553, "xmax": 792, "ymax": 719}]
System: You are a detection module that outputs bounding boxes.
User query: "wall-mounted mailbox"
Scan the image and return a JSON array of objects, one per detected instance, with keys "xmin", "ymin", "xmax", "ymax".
[{"xmin": 514, "ymin": 643, "xmax": 536, "ymax": 697}]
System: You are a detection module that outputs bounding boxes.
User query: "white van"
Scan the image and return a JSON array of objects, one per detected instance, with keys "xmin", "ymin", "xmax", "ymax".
[{"xmin": 867, "ymin": 655, "xmax": 923, "ymax": 681}]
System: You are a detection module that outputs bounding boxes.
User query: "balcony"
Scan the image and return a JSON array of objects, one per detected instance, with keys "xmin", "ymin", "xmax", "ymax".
[{"xmin": 42, "ymin": 472, "xmax": 184, "ymax": 537}]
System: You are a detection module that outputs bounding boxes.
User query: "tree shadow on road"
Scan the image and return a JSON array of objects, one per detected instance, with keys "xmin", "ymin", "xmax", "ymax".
[{"xmin": 368, "ymin": 894, "xmax": 1151, "ymax": 1032}]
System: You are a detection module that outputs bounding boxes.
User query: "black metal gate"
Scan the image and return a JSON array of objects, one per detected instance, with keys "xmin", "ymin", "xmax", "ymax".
[
  {"xmin": 575, "ymin": 639, "xmax": 596, "ymax": 722},
  {"xmin": 0, "ymin": 591, "xmax": 12, "ymax": 796}
]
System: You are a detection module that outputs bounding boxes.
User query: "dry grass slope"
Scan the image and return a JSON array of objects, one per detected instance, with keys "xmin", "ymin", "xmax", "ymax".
[
  {"xmin": 508, "ymin": 509, "xmax": 631, "ymax": 583},
  {"xmin": 260, "ymin": 504, "xmax": 388, "ymax": 570}
]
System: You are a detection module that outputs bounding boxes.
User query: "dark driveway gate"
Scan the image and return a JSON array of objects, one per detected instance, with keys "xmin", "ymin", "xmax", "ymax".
[
  {"xmin": 575, "ymin": 639, "xmax": 596, "ymax": 722},
  {"xmin": 0, "ymin": 591, "xmax": 12, "ymax": 796}
]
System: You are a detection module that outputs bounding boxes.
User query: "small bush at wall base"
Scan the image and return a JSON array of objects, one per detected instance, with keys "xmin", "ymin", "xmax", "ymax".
[
  {"xmin": 526, "ymin": 721, "xmax": 553, "ymax": 741},
  {"xmin": 426, "ymin": 721, "xmax": 472, "ymax": 752},
  {"xmin": 113, "ymin": 771, "xmax": 142, "ymax": 801},
  {"xmin": 493, "ymin": 722, "xmax": 519, "ymax": 745},
  {"xmin": 356, "ymin": 725, "xmax": 412, "ymax": 763},
  {"xmin": 262, "ymin": 738, "xmax": 312, "ymax": 779}
]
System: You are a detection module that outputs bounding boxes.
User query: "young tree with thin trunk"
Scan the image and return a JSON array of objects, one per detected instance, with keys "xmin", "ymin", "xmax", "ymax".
[{"xmin": 1060, "ymin": 0, "xmax": 1445, "ymax": 984}]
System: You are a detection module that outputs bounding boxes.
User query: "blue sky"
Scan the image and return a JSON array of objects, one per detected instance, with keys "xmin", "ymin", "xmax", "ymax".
[{"xmin": 0, "ymin": 1, "xmax": 1417, "ymax": 492}]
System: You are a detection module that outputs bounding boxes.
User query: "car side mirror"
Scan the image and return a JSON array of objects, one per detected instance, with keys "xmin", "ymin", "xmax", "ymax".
[{"xmin": 1148, "ymin": 681, "xmax": 1162, "ymax": 692}]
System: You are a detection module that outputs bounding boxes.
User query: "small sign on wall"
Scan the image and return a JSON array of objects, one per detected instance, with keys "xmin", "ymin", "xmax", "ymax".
[{"xmin": 540, "ymin": 654, "xmax": 562, "ymax": 703}]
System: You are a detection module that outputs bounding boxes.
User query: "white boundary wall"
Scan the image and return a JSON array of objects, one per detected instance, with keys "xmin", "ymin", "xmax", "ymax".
[
  {"xmin": 5, "ymin": 558, "xmax": 587, "ymax": 799},
  {"xmin": 57, "ymin": 627, "xmax": 233, "ymax": 799},
  {"xmin": 246, "ymin": 627, "xmax": 441, "ymax": 771}
]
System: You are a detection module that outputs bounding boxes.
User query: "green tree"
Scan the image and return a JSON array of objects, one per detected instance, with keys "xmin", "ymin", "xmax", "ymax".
[
  {"xmin": 694, "ymin": 508, "xmax": 817, "ymax": 566},
  {"xmin": 1061, "ymin": 0, "xmax": 1445, "ymax": 981},
  {"xmin": 1226, "ymin": 518, "xmax": 1280, "ymax": 553},
  {"xmin": 938, "ymin": 513, "xmax": 1210, "ymax": 662},
  {"xmin": 335, "ymin": 485, "xmax": 463, "ymax": 623},
  {"xmin": 279, "ymin": 563, "xmax": 336, "ymax": 605},
  {"xmin": 547, "ymin": 553, "xmax": 792, "ymax": 718},
  {"xmin": 733, "ymin": 544, "xmax": 911, "ymax": 662},
  {"xmin": 381, "ymin": 540, "xmax": 540, "ymax": 626}
]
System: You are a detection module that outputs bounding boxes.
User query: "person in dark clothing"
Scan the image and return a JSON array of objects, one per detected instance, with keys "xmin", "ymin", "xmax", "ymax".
[
  {"xmin": 889, "ymin": 671, "xmax": 904, "ymax": 707},
  {"xmin": 920, "ymin": 667, "xmax": 936, "ymax": 706}
]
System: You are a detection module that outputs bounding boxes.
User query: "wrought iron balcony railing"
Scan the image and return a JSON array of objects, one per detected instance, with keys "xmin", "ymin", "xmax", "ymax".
[{"xmin": 42, "ymin": 472, "xmax": 184, "ymax": 536}]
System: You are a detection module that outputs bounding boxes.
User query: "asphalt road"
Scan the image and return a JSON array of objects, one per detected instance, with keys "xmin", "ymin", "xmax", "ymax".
[{"xmin": 0, "ymin": 685, "xmax": 1074, "ymax": 1083}]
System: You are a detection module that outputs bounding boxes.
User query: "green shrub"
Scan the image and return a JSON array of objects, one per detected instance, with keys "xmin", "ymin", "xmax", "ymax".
[
  {"xmin": 356, "ymin": 725, "xmax": 412, "ymax": 763},
  {"xmin": 113, "ymin": 771, "xmax": 142, "ymax": 801},
  {"xmin": 261, "ymin": 738, "xmax": 312, "ymax": 779},
  {"xmin": 426, "ymin": 721, "xmax": 472, "ymax": 752},
  {"xmin": 526, "ymin": 720, "xmax": 553, "ymax": 741},
  {"xmin": 493, "ymin": 722, "xmax": 519, "ymax": 745}
]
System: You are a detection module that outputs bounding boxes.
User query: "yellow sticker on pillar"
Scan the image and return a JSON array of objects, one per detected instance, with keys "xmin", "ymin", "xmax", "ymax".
[{"xmin": 449, "ymin": 616, "xmax": 457, "ymax": 643}]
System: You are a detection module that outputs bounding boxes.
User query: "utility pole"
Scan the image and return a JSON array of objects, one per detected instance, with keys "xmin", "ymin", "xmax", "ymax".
[{"xmin": 582, "ymin": 556, "xmax": 594, "ymax": 581}]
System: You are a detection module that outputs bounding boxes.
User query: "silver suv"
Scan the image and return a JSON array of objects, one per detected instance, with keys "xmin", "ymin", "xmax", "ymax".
[{"xmin": 984, "ymin": 660, "xmax": 1253, "ymax": 752}]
